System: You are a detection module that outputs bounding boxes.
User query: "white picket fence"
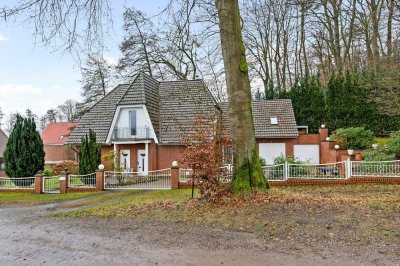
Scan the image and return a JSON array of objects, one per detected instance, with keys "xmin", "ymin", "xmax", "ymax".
[
  {"xmin": 351, "ymin": 160, "xmax": 400, "ymax": 177},
  {"xmin": 69, "ymin": 173, "xmax": 97, "ymax": 188},
  {"xmin": 0, "ymin": 177, "xmax": 35, "ymax": 189},
  {"xmin": 262, "ymin": 160, "xmax": 400, "ymax": 181},
  {"xmin": 104, "ymin": 169, "xmax": 171, "ymax": 190},
  {"xmin": 180, "ymin": 160, "xmax": 400, "ymax": 182},
  {"xmin": 179, "ymin": 165, "xmax": 233, "ymax": 183},
  {"xmin": 43, "ymin": 176, "xmax": 61, "ymax": 193}
]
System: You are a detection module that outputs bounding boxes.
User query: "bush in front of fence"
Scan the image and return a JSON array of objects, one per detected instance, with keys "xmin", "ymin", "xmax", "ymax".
[
  {"xmin": 79, "ymin": 129, "xmax": 101, "ymax": 186},
  {"xmin": 52, "ymin": 161, "xmax": 78, "ymax": 175},
  {"xmin": 386, "ymin": 130, "xmax": 400, "ymax": 159},
  {"xmin": 362, "ymin": 149, "xmax": 395, "ymax": 162},
  {"xmin": 331, "ymin": 127, "xmax": 374, "ymax": 150}
]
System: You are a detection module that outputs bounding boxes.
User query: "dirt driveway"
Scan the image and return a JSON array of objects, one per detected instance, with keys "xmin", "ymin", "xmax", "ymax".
[{"xmin": 0, "ymin": 196, "xmax": 394, "ymax": 266}]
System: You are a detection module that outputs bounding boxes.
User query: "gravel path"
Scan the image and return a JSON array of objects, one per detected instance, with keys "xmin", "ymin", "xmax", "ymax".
[{"xmin": 0, "ymin": 200, "xmax": 394, "ymax": 266}]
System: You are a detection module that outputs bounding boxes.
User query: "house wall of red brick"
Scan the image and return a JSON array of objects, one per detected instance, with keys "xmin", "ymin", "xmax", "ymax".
[
  {"xmin": 44, "ymin": 145, "xmax": 76, "ymax": 163},
  {"xmin": 157, "ymin": 145, "xmax": 186, "ymax": 169},
  {"xmin": 99, "ymin": 128, "xmax": 344, "ymax": 171},
  {"xmin": 101, "ymin": 142, "xmax": 186, "ymax": 171},
  {"xmin": 256, "ymin": 128, "xmax": 343, "ymax": 163}
]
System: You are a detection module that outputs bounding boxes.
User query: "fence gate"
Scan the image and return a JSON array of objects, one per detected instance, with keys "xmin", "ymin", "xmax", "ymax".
[
  {"xmin": 43, "ymin": 176, "xmax": 60, "ymax": 193},
  {"xmin": 104, "ymin": 169, "xmax": 171, "ymax": 190}
]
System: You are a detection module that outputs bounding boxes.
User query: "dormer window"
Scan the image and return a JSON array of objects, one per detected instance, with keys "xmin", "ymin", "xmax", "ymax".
[
  {"xmin": 129, "ymin": 110, "xmax": 137, "ymax": 135},
  {"xmin": 271, "ymin": 116, "xmax": 278, "ymax": 125}
]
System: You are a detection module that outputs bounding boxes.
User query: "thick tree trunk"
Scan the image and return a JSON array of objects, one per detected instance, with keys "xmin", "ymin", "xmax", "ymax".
[
  {"xmin": 215, "ymin": 0, "xmax": 268, "ymax": 192},
  {"xmin": 386, "ymin": 0, "xmax": 394, "ymax": 66},
  {"xmin": 370, "ymin": 0, "xmax": 380, "ymax": 72}
]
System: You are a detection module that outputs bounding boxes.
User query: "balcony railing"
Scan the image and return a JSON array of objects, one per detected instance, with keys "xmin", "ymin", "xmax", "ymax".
[{"xmin": 112, "ymin": 127, "xmax": 150, "ymax": 141}]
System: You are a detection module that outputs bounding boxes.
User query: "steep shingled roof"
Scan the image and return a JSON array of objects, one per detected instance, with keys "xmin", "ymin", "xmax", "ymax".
[
  {"xmin": 159, "ymin": 80, "xmax": 218, "ymax": 143},
  {"xmin": 67, "ymin": 84, "xmax": 131, "ymax": 144},
  {"xmin": 220, "ymin": 100, "xmax": 298, "ymax": 138},
  {"xmin": 68, "ymin": 73, "xmax": 297, "ymax": 145},
  {"xmin": 118, "ymin": 73, "xmax": 161, "ymax": 138},
  {"xmin": 68, "ymin": 73, "xmax": 218, "ymax": 145}
]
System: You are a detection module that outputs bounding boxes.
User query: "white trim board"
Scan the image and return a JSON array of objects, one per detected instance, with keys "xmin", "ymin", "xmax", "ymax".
[{"xmin": 106, "ymin": 104, "xmax": 159, "ymax": 145}]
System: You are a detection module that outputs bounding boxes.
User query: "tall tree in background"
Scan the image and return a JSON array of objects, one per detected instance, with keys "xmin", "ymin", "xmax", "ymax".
[
  {"xmin": 58, "ymin": 99, "xmax": 79, "ymax": 122},
  {"xmin": 118, "ymin": 8, "xmax": 157, "ymax": 80},
  {"xmin": 0, "ymin": 106, "xmax": 3, "ymax": 127},
  {"xmin": 79, "ymin": 53, "xmax": 113, "ymax": 112},
  {"xmin": 4, "ymin": 115, "xmax": 45, "ymax": 183},
  {"xmin": 5, "ymin": 112, "xmax": 19, "ymax": 135},
  {"xmin": 216, "ymin": 0, "xmax": 267, "ymax": 192},
  {"xmin": 25, "ymin": 108, "xmax": 38, "ymax": 122},
  {"xmin": 45, "ymin": 109, "xmax": 59, "ymax": 123}
]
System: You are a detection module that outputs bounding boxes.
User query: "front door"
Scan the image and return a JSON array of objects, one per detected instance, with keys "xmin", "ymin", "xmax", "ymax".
[
  {"xmin": 120, "ymin": 150, "xmax": 131, "ymax": 171},
  {"xmin": 137, "ymin": 149, "xmax": 147, "ymax": 174}
]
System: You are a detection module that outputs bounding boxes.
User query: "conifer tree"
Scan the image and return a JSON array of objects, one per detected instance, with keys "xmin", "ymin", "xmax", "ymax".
[
  {"xmin": 78, "ymin": 129, "xmax": 101, "ymax": 184},
  {"xmin": 4, "ymin": 115, "xmax": 45, "ymax": 185}
]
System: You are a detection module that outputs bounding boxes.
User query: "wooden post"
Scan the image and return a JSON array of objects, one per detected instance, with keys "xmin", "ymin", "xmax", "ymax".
[
  {"xmin": 34, "ymin": 173, "xmax": 44, "ymax": 194},
  {"xmin": 60, "ymin": 169, "xmax": 69, "ymax": 193},
  {"xmin": 171, "ymin": 164, "xmax": 180, "ymax": 190},
  {"xmin": 96, "ymin": 169, "xmax": 105, "ymax": 191}
]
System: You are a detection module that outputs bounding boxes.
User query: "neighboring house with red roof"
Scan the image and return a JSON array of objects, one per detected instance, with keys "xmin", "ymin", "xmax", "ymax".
[
  {"xmin": 0, "ymin": 128, "xmax": 8, "ymax": 176},
  {"xmin": 41, "ymin": 122, "xmax": 77, "ymax": 164}
]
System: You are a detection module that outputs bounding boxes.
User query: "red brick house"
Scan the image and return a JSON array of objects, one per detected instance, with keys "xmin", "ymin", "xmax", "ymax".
[
  {"xmin": 41, "ymin": 122, "xmax": 77, "ymax": 165},
  {"xmin": 0, "ymin": 128, "xmax": 8, "ymax": 176},
  {"xmin": 67, "ymin": 72, "xmax": 336, "ymax": 173}
]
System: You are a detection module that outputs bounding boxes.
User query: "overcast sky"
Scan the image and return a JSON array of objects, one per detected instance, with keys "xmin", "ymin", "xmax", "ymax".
[{"xmin": 0, "ymin": 1, "xmax": 166, "ymax": 125}]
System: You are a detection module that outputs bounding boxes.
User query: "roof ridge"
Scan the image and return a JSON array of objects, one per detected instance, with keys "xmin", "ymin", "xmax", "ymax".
[
  {"xmin": 159, "ymin": 79, "xmax": 204, "ymax": 84},
  {"xmin": 116, "ymin": 73, "xmax": 143, "ymax": 105},
  {"xmin": 82, "ymin": 83, "xmax": 129, "ymax": 115}
]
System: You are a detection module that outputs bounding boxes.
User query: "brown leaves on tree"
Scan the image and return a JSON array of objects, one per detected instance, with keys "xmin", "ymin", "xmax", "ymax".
[{"xmin": 180, "ymin": 114, "xmax": 230, "ymax": 201}]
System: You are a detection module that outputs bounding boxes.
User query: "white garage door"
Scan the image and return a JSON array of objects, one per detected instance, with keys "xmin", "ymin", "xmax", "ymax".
[
  {"xmin": 259, "ymin": 143, "xmax": 286, "ymax": 164},
  {"xmin": 294, "ymin": 145, "xmax": 320, "ymax": 164}
]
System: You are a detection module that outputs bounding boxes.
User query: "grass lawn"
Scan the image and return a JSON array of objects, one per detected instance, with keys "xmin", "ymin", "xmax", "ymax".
[
  {"xmin": 0, "ymin": 191, "xmax": 105, "ymax": 206},
  {"xmin": 375, "ymin": 137, "xmax": 390, "ymax": 145},
  {"xmin": 59, "ymin": 189, "xmax": 197, "ymax": 217},
  {"xmin": 58, "ymin": 184, "xmax": 400, "ymax": 254}
]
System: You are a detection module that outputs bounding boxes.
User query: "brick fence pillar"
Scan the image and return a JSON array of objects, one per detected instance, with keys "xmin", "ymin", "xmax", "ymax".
[
  {"xmin": 171, "ymin": 165, "xmax": 180, "ymax": 190},
  {"xmin": 96, "ymin": 170, "xmax": 105, "ymax": 191},
  {"xmin": 34, "ymin": 173, "xmax": 44, "ymax": 194},
  {"xmin": 319, "ymin": 126, "xmax": 329, "ymax": 141},
  {"xmin": 59, "ymin": 169, "xmax": 69, "ymax": 194}
]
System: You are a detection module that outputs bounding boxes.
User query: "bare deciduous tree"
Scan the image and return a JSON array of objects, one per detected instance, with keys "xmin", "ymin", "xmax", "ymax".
[
  {"xmin": 58, "ymin": 99, "xmax": 79, "ymax": 122},
  {"xmin": 79, "ymin": 53, "xmax": 114, "ymax": 112}
]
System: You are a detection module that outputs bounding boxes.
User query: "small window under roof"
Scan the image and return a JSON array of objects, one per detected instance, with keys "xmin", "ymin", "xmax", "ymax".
[{"xmin": 271, "ymin": 116, "xmax": 278, "ymax": 125}]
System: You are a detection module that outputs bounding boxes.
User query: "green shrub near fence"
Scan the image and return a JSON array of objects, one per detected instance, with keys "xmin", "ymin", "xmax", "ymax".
[{"xmin": 332, "ymin": 127, "xmax": 374, "ymax": 150}]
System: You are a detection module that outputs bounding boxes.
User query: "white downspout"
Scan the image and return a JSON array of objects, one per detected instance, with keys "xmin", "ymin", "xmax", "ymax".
[
  {"xmin": 113, "ymin": 143, "xmax": 117, "ymax": 170},
  {"xmin": 145, "ymin": 142, "xmax": 149, "ymax": 174}
]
